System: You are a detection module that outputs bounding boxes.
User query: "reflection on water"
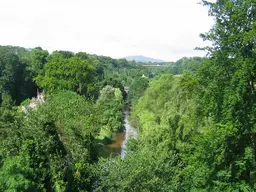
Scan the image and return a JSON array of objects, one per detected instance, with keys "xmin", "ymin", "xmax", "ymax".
[
  {"xmin": 121, "ymin": 111, "xmax": 137, "ymax": 158},
  {"xmin": 105, "ymin": 111, "xmax": 137, "ymax": 158},
  {"xmin": 105, "ymin": 132, "xmax": 125, "ymax": 157}
]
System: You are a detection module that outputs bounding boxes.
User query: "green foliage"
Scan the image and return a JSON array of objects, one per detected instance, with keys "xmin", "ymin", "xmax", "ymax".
[
  {"xmin": 95, "ymin": 144, "xmax": 179, "ymax": 192},
  {"xmin": 0, "ymin": 90, "xmax": 100, "ymax": 191},
  {"xmin": 2, "ymin": 1, "xmax": 256, "ymax": 190},
  {"xmin": 170, "ymin": 57, "xmax": 204, "ymax": 75},
  {"xmin": 101, "ymin": 74, "xmax": 127, "ymax": 99},
  {"xmin": 29, "ymin": 47, "xmax": 49, "ymax": 78},
  {"xmin": 128, "ymin": 76, "xmax": 149, "ymax": 105},
  {"xmin": 94, "ymin": 74, "xmax": 198, "ymax": 191},
  {"xmin": 192, "ymin": 0, "xmax": 256, "ymax": 189},
  {"xmin": 0, "ymin": 155, "xmax": 37, "ymax": 192},
  {"xmin": 96, "ymin": 85, "xmax": 124, "ymax": 139},
  {"xmin": 0, "ymin": 50, "xmax": 29, "ymax": 104},
  {"xmin": 130, "ymin": 74, "xmax": 198, "ymax": 138},
  {"xmin": 0, "ymin": 45, "xmax": 40, "ymax": 104},
  {"xmin": 36, "ymin": 53, "xmax": 96, "ymax": 97}
]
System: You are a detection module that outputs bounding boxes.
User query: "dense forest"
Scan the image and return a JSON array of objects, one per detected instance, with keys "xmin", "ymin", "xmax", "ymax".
[{"xmin": 1, "ymin": 0, "xmax": 256, "ymax": 191}]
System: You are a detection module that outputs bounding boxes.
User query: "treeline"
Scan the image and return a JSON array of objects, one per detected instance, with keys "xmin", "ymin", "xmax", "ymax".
[
  {"xmin": 95, "ymin": 0, "xmax": 256, "ymax": 191},
  {"xmin": 0, "ymin": 44, "xmax": 202, "ymax": 106},
  {"xmin": 0, "ymin": 46, "xmax": 143, "ymax": 103}
]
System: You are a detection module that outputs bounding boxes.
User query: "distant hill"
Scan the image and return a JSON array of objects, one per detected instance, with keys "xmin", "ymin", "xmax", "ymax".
[{"xmin": 124, "ymin": 55, "xmax": 165, "ymax": 63}]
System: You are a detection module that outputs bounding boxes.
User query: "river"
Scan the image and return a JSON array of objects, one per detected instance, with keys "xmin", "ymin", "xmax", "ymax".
[{"xmin": 105, "ymin": 111, "xmax": 137, "ymax": 158}]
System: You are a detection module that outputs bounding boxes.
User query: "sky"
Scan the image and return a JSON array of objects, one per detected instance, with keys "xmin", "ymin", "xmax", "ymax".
[{"xmin": 0, "ymin": 0, "xmax": 215, "ymax": 61}]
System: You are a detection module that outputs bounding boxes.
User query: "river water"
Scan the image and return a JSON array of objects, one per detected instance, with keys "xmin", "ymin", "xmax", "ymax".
[
  {"xmin": 105, "ymin": 111, "xmax": 137, "ymax": 158},
  {"xmin": 120, "ymin": 111, "xmax": 137, "ymax": 158}
]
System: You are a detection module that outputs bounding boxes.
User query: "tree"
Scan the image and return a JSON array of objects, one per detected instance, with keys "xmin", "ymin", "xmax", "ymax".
[
  {"xmin": 0, "ymin": 90, "xmax": 100, "ymax": 191},
  {"xmin": 35, "ymin": 53, "xmax": 96, "ymax": 97},
  {"xmin": 96, "ymin": 85, "xmax": 124, "ymax": 139},
  {"xmin": 0, "ymin": 51, "xmax": 26, "ymax": 104},
  {"xmin": 95, "ymin": 74, "xmax": 197, "ymax": 191},
  {"xmin": 0, "ymin": 46, "xmax": 39, "ymax": 104},
  {"xmin": 29, "ymin": 47, "xmax": 49, "ymax": 78},
  {"xmin": 171, "ymin": 57, "xmax": 204, "ymax": 75},
  {"xmin": 128, "ymin": 76, "xmax": 149, "ymax": 105},
  {"xmin": 0, "ymin": 155, "xmax": 37, "ymax": 191},
  {"xmin": 191, "ymin": 0, "xmax": 256, "ymax": 190}
]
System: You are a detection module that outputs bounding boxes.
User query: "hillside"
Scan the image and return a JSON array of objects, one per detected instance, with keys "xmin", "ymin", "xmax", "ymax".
[{"xmin": 124, "ymin": 55, "xmax": 165, "ymax": 63}]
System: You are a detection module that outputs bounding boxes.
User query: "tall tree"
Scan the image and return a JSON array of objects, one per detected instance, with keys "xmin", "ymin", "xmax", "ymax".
[
  {"xmin": 29, "ymin": 47, "xmax": 49, "ymax": 78},
  {"xmin": 35, "ymin": 53, "xmax": 96, "ymax": 97},
  {"xmin": 195, "ymin": 0, "xmax": 256, "ymax": 189}
]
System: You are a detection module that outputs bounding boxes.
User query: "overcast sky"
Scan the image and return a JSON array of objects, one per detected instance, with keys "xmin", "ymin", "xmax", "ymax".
[{"xmin": 0, "ymin": 0, "xmax": 214, "ymax": 61}]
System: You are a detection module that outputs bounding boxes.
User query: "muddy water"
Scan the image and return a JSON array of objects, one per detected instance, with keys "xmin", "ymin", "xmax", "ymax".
[
  {"xmin": 105, "ymin": 132, "xmax": 125, "ymax": 157},
  {"xmin": 105, "ymin": 111, "xmax": 137, "ymax": 158}
]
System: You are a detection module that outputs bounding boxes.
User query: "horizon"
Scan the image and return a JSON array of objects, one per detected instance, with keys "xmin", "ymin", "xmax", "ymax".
[
  {"xmin": 0, "ymin": 0, "xmax": 214, "ymax": 61},
  {"xmin": 0, "ymin": 43, "xmax": 205, "ymax": 62}
]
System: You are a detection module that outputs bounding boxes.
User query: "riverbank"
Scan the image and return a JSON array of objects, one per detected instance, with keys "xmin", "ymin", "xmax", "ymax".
[{"xmin": 101, "ymin": 108, "xmax": 137, "ymax": 158}]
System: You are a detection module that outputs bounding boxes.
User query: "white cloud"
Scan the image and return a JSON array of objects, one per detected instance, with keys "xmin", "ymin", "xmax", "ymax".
[{"xmin": 0, "ymin": 0, "xmax": 214, "ymax": 61}]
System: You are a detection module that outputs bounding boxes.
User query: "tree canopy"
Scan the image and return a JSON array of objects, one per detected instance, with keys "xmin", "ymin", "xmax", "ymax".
[{"xmin": 1, "ymin": 0, "xmax": 256, "ymax": 191}]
